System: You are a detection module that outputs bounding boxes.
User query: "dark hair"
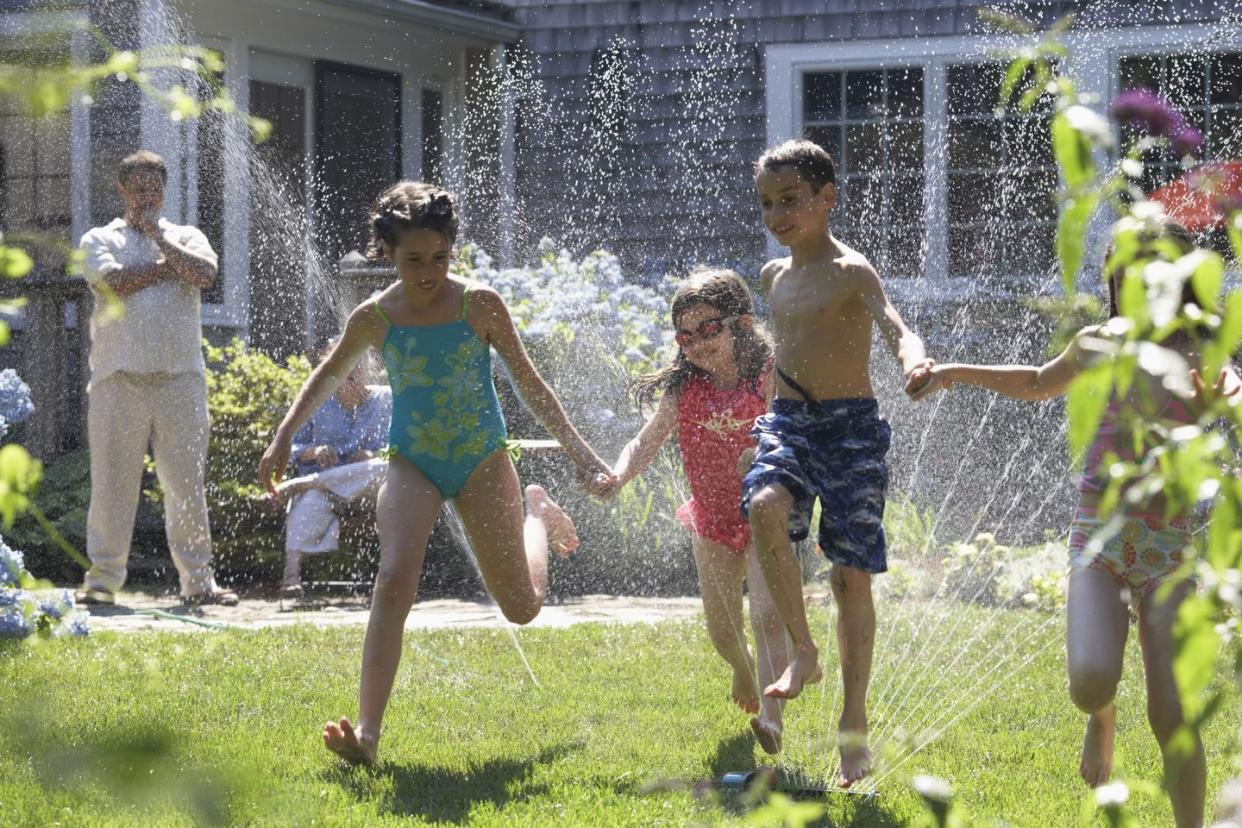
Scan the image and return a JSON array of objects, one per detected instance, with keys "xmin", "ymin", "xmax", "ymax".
[
  {"xmin": 753, "ymin": 138, "xmax": 836, "ymax": 192},
  {"xmin": 631, "ymin": 268, "xmax": 773, "ymax": 409},
  {"xmin": 366, "ymin": 181, "xmax": 458, "ymax": 259},
  {"xmin": 1106, "ymin": 218, "xmax": 1198, "ymax": 318},
  {"xmin": 118, "ymin": 150, "xmax": 167, "ymax": 184}
]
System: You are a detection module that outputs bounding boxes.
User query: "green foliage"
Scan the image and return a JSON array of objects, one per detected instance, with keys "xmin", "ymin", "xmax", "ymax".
[
  {"xmin": 1023, "ymin": 569, "xmax": 1067, "ymax": 613},
  {"xmin": 884, "ymin": 495, "xmax": 939, "ymax": 560},
  {"xmin": 0, "ymin": 444, "xmax": 41, "ymax": 528},
  {"xmin": 5, "ymin": 450, "xmax": 88, "ymax": 582},
  {"xmin": 199, "ymin": 339, "xmax": 309, "ymax": 576}
]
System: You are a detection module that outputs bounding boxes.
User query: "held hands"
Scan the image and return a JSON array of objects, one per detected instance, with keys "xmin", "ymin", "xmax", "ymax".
[
  {"xmin": 906, "ymin": 359, "xmax": 951, "ymax": 402},
  {"xmin": 737, "ymin": 447, "xmax": 757, "ymax": 478},
  {"xmin": 575, "ymin": 458, "xmax": 618, "ymax": 499}
]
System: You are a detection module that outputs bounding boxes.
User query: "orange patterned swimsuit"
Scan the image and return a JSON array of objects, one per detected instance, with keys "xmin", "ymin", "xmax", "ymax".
[{"xmin": 1068, "ymin": 396, "xmax": 1194, "ymax": 600}]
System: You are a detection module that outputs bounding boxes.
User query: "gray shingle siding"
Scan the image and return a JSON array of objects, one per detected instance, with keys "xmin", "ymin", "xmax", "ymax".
[{"xmin": 510, "ymin": 0, "xmax": 1235, "ymax": 275}]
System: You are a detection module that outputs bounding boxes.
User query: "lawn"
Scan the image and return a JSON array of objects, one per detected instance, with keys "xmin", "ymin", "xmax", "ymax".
[{"xmin": 0, "ymin": 601, "xmax": 1237, "ymax": 826}]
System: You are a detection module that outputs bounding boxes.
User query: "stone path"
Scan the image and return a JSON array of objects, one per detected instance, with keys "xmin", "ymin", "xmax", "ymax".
[{"xmin": 82, "ymin": 589, "xmax": 705, "ymax": 634}]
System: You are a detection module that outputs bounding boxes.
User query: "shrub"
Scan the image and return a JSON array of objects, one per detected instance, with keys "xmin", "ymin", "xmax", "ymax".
[
  {"xmin": 0, "ymin": 536, "xmax": 88, "ymax": 638},
  {"xmin": 942, "ymin": 533, "xmax": 1011, "ymax": 607},
  {"xmin": 5, "ymin": 449, "xmax": 88, "ymax": 582}
]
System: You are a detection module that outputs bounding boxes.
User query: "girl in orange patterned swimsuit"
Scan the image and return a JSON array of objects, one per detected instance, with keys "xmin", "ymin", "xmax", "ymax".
[
  {"xmin": 598, "ymin": 269, "xmax": 790, "ymax": 754},
  {"xmin": 917, "ymin": 222, "xmax": 1239, "ymax": 828}
]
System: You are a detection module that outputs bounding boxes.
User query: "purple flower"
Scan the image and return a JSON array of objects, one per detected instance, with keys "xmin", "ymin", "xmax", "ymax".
[{"xmin": 1111, "ymin": 88, "xmax": 1203, "ymax": 155}]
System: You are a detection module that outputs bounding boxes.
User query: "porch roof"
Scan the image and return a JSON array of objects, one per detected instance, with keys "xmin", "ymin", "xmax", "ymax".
[{"xmin": 322, "ymin": 0, "xmax": 521, "ymax": 42}]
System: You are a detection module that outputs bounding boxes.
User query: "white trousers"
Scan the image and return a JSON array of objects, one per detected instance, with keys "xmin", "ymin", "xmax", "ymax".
[
  {"xmin": 285, "ymin": 458, "xmax": 387, "ymax": 556},
  {"xmin": 84, "ymin": 371, "xmax": 217, "ymax": 596}
]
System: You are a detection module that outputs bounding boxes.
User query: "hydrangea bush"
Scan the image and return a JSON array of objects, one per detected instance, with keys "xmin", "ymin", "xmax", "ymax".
[
  {"xmin": 0, "ymin": 368, "xmax": 33, "ymax": 439},
  {"xmin": 0, "ymin": 537, "xmax": 87, "ymax": 639}
]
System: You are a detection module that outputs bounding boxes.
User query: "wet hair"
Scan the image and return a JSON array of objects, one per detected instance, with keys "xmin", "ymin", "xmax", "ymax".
[
  {"xmin": 366, "ymin": 181, "xmax": 458, "ymax": 259},
  {"xmin": 753, "ymin": 138, "xmax": 836, "ymax": 192},
  {"xmin": 118, "ymin": 150, "xmax": 167, "ymax": 184},
  {"xmin": 1105, "ymin": 218, "xmax": 1198, "ymax": 319},
  {"xmin": 631, "ymin": 268, "xmax": 773, "ymax": 409}
]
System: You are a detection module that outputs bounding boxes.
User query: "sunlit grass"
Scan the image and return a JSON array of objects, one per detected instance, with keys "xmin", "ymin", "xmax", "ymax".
[{"xmin": 0, "ymin": 603, "xmax": 1237, "ymax": 826}]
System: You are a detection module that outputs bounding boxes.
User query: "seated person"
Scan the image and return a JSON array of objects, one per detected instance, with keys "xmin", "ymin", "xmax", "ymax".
[{"xmin": 277, "ymin": 355, "xmax": 392, "ymax": 596}]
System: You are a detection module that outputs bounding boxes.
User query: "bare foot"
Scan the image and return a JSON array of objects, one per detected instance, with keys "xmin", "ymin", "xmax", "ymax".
[
  {"xmin": 750, "ymin": 716, "xmax": 783, "ymax": 755},
  {"xmin": 731, "ymin": 663, "xmax": 761, "ymax": 715},
  {"xmin": 322, "ymin": 717, "xmax": 377, "ymax": 765},
  {"xmin": 525, "ymin": 484, "xmax": 579, "ymax": 557},
  {"xmin": 764, "ymin": 648, "xmax": 822, "ymax": 699},
  {"xmin": 836, "ymin": 724, "xmax": 871, "ymax": 788},
  {"xmin": 1079, "ymin": 706, "xmax": 1116, "ymax": 787}
]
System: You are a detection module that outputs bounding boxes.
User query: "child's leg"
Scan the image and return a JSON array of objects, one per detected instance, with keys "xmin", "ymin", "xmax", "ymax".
[
  {"xmin": 323, "ymin": 456, "xmax": 443, "ymax": 764},
  {"xmin": 830, "ymin": 564, "xmax": 874, "ymax": 787},
  {"xmin": 452, "ymin": 450, "xmax": 574, "ymax": 624},
  {"xmin": 747, "ymin": 483, "xmax": 822, "ymax": 699},
  {"xmin": 691, "ymin": 537, "xmax": 756, "ymax": 714},
  {"xmin": 1137, "ymin": 579, "xmax": 1204, "ymax": 828},
  {"xmin": 1066, "ymin": 567, "xmax": 1130, "ymax": 787},
  {"xmin": 745, "ymin": 545, "xmax": 789, "ymax": 754}
]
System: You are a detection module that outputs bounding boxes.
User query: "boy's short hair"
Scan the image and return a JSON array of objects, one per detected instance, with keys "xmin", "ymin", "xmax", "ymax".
[
  {"xmin": 753, "ymin": 139, "xmax": 836, "ymax": 191},
  {"xmin": 118, "ymin": 150, "xmax": 168, "ymax": 184}
]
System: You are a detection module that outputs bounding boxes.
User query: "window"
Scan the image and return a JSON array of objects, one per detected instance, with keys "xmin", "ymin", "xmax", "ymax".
[
  {"xmin": 184, "ymin": 52, "xmax": 225, "ymax": 303},
  {"xmin": 1119, "ymin": 52, "xmax": 1242, "ymax": 191},
  {"xmin": 421, "ymin": 88, "xmax": 443, "ymax": 185},
  {"xmin": 802, "ymin": 68, "xmax": 924, "ymax": 277},
  {"xmin": 945, "ymin": 62, "xmax": 1056, "ymax": 281},
  {"xmin": 0, "ymin": 48, "xmax": 70, "ymax": 235}
]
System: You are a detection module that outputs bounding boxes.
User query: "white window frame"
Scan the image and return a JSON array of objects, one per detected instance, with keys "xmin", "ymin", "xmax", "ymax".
[{"xmin": 765, "ymin": 23, "xmax": 1235, "ymax": 301}]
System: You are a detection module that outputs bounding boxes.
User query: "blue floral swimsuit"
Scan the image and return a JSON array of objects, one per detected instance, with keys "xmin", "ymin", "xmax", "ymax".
[{"xmin": 372, "ymin": 288, "xmax": 508, "ymax": 498}]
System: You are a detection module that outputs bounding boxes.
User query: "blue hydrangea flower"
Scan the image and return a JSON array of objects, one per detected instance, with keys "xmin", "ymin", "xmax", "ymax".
[
  {"xmin": 0, "ymin": 540, "xmax": 24, "ymax": 586},
  {"xmin": 0, "ymin": 369, "xmax": 33, "ymax": 431},
  {"xmin": 0, "ymin": 605, "xmax": 32, "ymax": 638}
]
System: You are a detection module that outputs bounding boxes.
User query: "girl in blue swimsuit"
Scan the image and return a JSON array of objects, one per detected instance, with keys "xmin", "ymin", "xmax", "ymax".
[{"xmin": 260, "ymin": 181, "xmax": 613, "ymax": 765}]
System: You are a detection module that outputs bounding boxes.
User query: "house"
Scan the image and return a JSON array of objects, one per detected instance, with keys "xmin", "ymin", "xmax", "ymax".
[{"xmin": 2, "ymin": 0, "xmax": 1240, "ymax": 460}]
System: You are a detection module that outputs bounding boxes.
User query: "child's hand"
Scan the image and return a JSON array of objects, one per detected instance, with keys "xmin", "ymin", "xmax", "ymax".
[
  {"xmin": 737, "ymin": 447, "xmax": 757, "ymax": 477},
  {"xmin": 575, "ymin": 460, "xmax": 616, "ymax": 498},
  {"xmin": 903, "ymin": 359, "xmax": 935, "ymax": 399},
  {"xmin": 592, "ymin": 471, "xmax": 623, "ymax": 500},
  {"xmin": 908, "ymin": 363, "xmax": 953, "ymax": 402},
  {"xmin": 1191, "ymin": 368, "xmax": 1242, "ymax": 408}
]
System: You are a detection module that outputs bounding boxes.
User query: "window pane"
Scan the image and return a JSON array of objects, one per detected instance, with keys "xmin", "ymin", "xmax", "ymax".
[
  {"xmin": 1211, "ymin": 53, "xmax": 1242, "ymax": 104},
  {"xmin": 1120, "ymin": 56, "xmax": 1161, "ymax": 92},
  {"xmin": 1166, "ymin": 55, "xmax": 1207, "ymax": 110},
  {"xmin": 948, "ymin": 173, "xmax": 997, "ymax": 225},
  {"xmin": 1006, "ymin": 117, "xmax": 1053, "ymax": 168},
  {"xmin": 3, "ymin": 177, "xmax": 32, "ymax": 231},
  {"xmin": 886, "ymin": 228, "xmax": 924, "ymax": 277},
  {"xmin": 35, "ymin": 116, "xmax": 70, "ymax": 174},
  {"xmin": 803, "ymin": 72, "xmax": 841, "ymax": 121},
  {"xmin": 847, "ymin": 225, "xmax": 884, "ymax": 260},
  {"xmin": 889, "ymin": 177, "xmax": 924, "ymax": 225},
  {"xmin": 0, "ymin": 117, "xmax": 34, "ymax": 179},
  {"xmin": 948, "ymin": 225, "xmax": 1001, "ymax": 277},
  {"xmin": 36, "ymin": 176, "xmax": 69, "ymax": 230},
  {"xmin": 1007, "ymin": 171, "xmax": 1057, "ymax": 221},
  {"xmin": 846, "ymin": 122, "xmax": 884, "ymax": 169},
  {"xmin": 846, "ymin": 70, "xmax": 884, "ymax": 119},
  {"xmin": 948, "ymin": 119, "xmax": 1002, "ymax": 170},
  {"xmin": 889, "ymin": 121, "xmax": 923, "ymax": 170},
  {"xmin": 843, "ymin": 175, "xmax": 884, "ymax": 226},
  {"xmin": 888, "ymin": 67, "xmax": 923, "ymax": 118},
  {"xmin": 948, "ymin": 63, "xmax": 1000, "ymax": 115},
  {"xmin": 1211, "ymin": 109, "xmax": 1242, "ymax": 158},
  {"xmin": 1006, "ymin": 224, "xmax": 1055, "ymax": 276},
  {"xmin": 804, "ymin": 125, "xmax": 842, "ymax": 174}
]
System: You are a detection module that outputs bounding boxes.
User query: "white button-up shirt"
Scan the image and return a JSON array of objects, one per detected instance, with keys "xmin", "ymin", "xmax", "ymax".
[{"xmin": 80, "ymin": 217, "xmax": 217, "ymax": 385}]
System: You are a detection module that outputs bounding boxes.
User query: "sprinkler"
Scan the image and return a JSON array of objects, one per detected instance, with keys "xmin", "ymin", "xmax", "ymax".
[{"xmin": 718, "ymin": 768, "xmax": 878, "ymax": 798}]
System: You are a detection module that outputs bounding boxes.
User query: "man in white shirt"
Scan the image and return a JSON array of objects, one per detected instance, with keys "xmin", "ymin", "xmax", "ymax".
[{"xmin": 77, "ymin": 150, "xmax": 236, "ymax": 605}]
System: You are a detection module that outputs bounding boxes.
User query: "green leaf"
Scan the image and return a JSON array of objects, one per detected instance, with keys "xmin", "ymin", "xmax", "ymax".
[
  {"xmin": 1172, "ymin": 594, "xmax": 1218, "ymax": 721},
  {"xmin": 1205, "ymin": 289, "xmax": 1242, "ymax": 375},
  {"xmin": 1189, "ymin": 250, "xmax": 1224, "ymax": 312},
  {"xmin": 1206, "ymin": 490, "xmax": 1240, "ymax": 572},
  {"xmin": 0, "ymin": 444, "xmax": 43, "ymax": 526},
  {"xmin": 1000, "ymin": 56, "xmax": 1032, "ymax": 111},
  {"xmin": 0, "ymin": 245, "xmax": 33, "ymax": 279},
  {"xmin": 1056, "ymin": 191, "xmax": 1101, "ymax": 301},
  {"xmin": 1067, "ymin": 361, "xmax": 1112, "ymax": 461},
  {"xmin": 1052, "ymin": 110, "xmax": 1096, "ymax": 189}
]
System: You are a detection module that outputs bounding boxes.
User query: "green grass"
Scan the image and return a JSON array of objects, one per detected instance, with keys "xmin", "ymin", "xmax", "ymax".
[{"xmin": 0, "ymin": 602, "xmax": 1237, "ymax": 826}]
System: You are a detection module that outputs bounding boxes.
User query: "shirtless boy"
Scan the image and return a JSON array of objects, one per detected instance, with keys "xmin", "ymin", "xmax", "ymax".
[{"xmin": 742, "ymin": 139, "xmax": 936, "ymax": 787}]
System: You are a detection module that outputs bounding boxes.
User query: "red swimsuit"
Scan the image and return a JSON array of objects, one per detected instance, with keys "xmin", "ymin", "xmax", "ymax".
[{"xmin": 675, "ymin": 370, "xmax": 770, "ymax": 552}]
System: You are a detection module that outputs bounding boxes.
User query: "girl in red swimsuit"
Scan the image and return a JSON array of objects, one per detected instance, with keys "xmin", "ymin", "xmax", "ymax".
[{"xmin": 599, "ymin": 269, "xmax": 789, "ymax": 754}]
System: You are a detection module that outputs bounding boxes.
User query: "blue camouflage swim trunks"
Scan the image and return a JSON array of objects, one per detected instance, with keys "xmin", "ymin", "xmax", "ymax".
[{"xmin": 741, "ymin": 398, "xmax": 892, "ymax": 573}]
